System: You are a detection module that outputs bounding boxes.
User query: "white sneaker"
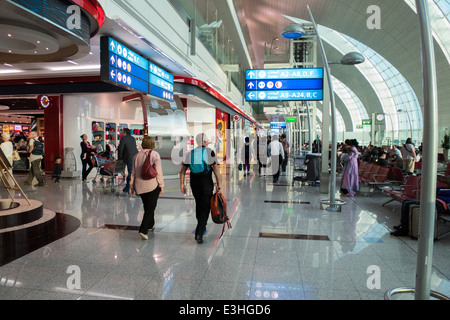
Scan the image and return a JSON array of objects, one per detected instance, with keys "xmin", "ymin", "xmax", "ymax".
[{"xmin": 139, "ymin": 232, "xmax": 148, "ymax": 240}]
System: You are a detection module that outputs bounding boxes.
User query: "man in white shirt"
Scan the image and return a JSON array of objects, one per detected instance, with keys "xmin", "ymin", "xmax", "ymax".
[
  {"xmin": 25, "ymin": 131, "xmax": 45, "ymax": 186},
  {"xmin": 268, "ymin": 135, "xmax": 285, "ymax": 183}
]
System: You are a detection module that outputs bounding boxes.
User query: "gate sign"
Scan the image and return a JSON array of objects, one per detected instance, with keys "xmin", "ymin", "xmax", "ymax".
[
  {"xmin": 101, "ymin": 36, "xmax": 174, "ymax": 101},
  {"xmin": 270, "ymin": 121, "xmax": 287, "ymax": 129},
  {"xmin": 245, "ymin": 68, "xmax": 323, "ymax": 102}
]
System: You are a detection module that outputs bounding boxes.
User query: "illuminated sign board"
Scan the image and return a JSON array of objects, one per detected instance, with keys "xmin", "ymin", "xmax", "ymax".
[
  {"xmin": 270, "ymin": 121, "xmax": 287, "ymax": 129},
  {"xmin": 101, "ymin": 37, "xmax": 174, "ymax": 101},
  {"xmin": 245, "ymin": 68, "xmax": 323, "ymax": 102}
]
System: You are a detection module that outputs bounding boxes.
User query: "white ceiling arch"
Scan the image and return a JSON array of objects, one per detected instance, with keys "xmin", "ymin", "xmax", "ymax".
[{"xmin": 232, "ymin": 0, "xmax": 450, "ymax": 134}]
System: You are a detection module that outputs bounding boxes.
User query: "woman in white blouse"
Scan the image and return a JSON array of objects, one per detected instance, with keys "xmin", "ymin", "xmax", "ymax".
[
  {"xmin": 401, "ymin": 138, "xmax": 416, "ymax": 174},
  {"xmin": 130, "ymin": 136, "xmax": 164, "ymax": 240},
  {"xmin": 0, "ymin": 133, "xmax": 14, "ymax": 186}
]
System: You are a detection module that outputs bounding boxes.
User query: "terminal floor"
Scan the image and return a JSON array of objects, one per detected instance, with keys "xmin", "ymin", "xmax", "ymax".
[{"xmin": 1, "ymin": 168, "xmax": 450, "ymax": 300}]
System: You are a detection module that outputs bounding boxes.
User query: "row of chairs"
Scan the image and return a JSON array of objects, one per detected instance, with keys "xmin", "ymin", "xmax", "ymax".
[
  {"xmin": 358, "ymin": 162, "xmax": 404, "ymax": 195},
  {"xmin": 357, "ymin": 160, "xmax": 450, "ymax": 240},
  {"xmin": 382, "ymin": 172, "xmax": 449, "ymax": 207}
]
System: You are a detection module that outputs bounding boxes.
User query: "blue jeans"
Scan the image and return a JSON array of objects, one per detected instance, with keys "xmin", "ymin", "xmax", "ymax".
[{"xmin": 123, "ymin": 159, "xmax": 133, "ymax": 193}]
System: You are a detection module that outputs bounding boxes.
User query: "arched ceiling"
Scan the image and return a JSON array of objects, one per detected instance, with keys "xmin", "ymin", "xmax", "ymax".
[{"xmin": 232, "ymin": 0, "xmax": 450, "ymax": 131}]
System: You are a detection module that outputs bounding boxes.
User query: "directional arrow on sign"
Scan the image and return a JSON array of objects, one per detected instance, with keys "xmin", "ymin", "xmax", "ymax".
[
  {"xmin": 110, "ymin": 55, "xmax": 116, "ymax": 65},
  {"xmin": 110, "ymin": 40, "xmax": 115, "ymax": 51},
  {"xmin": 247, "ymin": 92, "xmax": 255, "ymax": 100},
  {"xmin": 247, "ymin": 71, "xmax": 255, "ymax": 79},
  {"xmin": 110, "ymin": 70, "xmax": 116, "ymax": 79},
  {"xmin": 247, "ymin": 82, "xmax": 255, "ymax": 89}
]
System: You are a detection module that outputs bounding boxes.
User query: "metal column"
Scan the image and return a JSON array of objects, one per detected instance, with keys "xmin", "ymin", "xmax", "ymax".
[
  {"xmin": 307, "ymin": 5, "xmax": 338, "ymax": 208},
  {"xmin": 415, "ymin": 0, "xmax": 439, "ymax": 300}
]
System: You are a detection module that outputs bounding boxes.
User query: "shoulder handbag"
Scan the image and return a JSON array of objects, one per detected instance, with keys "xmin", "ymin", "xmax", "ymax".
[{"xmin": 141, "ymin": 150, "xmax": 158, "ymax": 180}]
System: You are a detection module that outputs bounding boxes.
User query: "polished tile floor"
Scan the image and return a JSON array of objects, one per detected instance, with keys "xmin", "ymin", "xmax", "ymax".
[{"xmin": 1, "ymin": 165, "xmax": 450, "ymax": 300}]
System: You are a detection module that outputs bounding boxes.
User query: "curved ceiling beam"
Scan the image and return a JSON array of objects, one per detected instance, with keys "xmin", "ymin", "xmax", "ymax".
[{"xmin": 283, "ymin": 14, "xmax": 422, "ymax": 135}]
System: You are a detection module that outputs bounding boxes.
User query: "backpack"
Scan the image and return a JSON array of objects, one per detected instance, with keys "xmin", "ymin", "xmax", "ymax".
[
  {"xmin": 210, "ymin": 191, "xmax": 232, "ymax": 238},
  {"xmin": 189, "ymin": 147, "xmax": 209, "ymax": 174},
  {"xmin": 32, "ymin": 140, "xmax": 44, "ymax": 155},
  {"xmin": 141, "ymin": 150, "xmax": 157, "ymax": 180}
]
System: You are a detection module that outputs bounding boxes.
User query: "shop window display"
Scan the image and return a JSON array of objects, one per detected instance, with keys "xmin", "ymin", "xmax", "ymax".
[
  {"xmin": 92, "ymin": 121, "xmax": 105, "ymax": 153},
  {"xmin": 130, "ymin": 124, "xmax": 144, "ymax": 151}
]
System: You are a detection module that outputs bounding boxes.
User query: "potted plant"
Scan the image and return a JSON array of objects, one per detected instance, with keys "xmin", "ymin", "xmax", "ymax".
[{"xmin": 442, "ymin": 132, "xmax": 450, "ymax": 161}]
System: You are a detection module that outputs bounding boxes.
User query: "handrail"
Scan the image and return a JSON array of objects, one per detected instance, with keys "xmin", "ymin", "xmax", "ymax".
[{"xmin": 385, "ymin": 287, "xmax": 450, "ymax": 300}]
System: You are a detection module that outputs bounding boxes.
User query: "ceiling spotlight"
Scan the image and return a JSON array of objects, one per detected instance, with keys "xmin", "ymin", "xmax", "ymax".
[{"xmin": 281, "ymin": 24, "xmax": 305, "ymax": 39}]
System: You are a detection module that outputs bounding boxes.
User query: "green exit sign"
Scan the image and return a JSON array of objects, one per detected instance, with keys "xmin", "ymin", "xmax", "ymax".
[
  {"xmin": 356, "ymin": 125, "xmax": 364, "ymax": 129},
  {"xmin": 285, "ymin": 118, "xmax": 297, "ymax": 123},
  {"xmin": 362, "ymin": 120, "xmax": 372, "ymax": 125}
]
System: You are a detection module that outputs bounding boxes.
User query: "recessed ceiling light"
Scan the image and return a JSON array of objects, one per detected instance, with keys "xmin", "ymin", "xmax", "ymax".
[
  {"xmin": 0, "ymin": 69, "xmax": 23, "ymax": 74},
  {"xmin": 7, "ymin": 34, "xmax": 12, "ymax": 37},
  {"xmin": 48, "ymin": 65, "xmax": 100, "ymax": 71}
]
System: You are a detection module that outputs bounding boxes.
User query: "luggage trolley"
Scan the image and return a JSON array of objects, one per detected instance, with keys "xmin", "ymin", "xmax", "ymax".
[
  {"xmin": 293, "ymin": 153, "xmax": 321, "ymax": 186},
  {"xmin": 92, "ymin": 155, "xmax": 110, "ymax": 182},
  {"xmin": 92, "ymin": 155, "xmax": 126, "ymax": 195}
]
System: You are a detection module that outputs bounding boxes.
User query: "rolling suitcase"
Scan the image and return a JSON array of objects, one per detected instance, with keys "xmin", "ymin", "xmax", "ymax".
[{"xmin": 408, "ymin": 204, "xmax": 438, "ymax": 240}]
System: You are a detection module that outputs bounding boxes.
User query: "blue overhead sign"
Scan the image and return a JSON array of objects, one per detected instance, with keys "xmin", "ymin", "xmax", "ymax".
[
  {"xmin": 108, "ymin": 38, "xmax": 149, "ymax": 71},
  {"xmin": 101, "ymin": 36, "xmax": 174, "ymax": 102},
  {"xmin": 270, "ymin": 122, "xmax": 287, "ymax": 129},
  {"xmin": 246, "ymin": 68, "xmax": 323, "ymax": 80},
  {"xmin": 246, "ymin": 90, "xmax": 323, "ymax": 101},
  {"xmin": 245, "ymin": 68, "xmax": 323, "ymax": 102}
]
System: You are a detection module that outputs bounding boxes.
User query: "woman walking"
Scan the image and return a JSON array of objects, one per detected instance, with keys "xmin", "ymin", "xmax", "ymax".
[
  {"xmin": 1, "ymin": 133, "xmax": 15, "ymax": 187},
  {"xmin": 80, "ymin": 134, "xmax": 96, "ymax": 182},
  {"xmin": 130, "ymin": 136, "xmax": 164, "ymax": 240}
]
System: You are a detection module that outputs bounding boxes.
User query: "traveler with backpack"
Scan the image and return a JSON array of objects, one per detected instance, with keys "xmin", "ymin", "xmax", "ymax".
[
  {"xmin": 179, "ymin": 133, "xmax": 222, "ymax": 244},
  {"xmin": 25, "ymin": 131, "xmax": 45, "ymax": 187},
  {"xmin": 130, "ymin": 136, "xmax": 164, "ymax": 240}
]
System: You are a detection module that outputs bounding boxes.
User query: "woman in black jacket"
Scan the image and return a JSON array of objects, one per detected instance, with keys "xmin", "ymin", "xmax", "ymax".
[{"xmin": 80, "ymin": 134, "xmax": 96, "ymax": 181}]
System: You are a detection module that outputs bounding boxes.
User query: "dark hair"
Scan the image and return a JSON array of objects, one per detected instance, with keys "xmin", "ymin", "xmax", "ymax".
[
  {"xmin": 123, "ymin": 128, "xmax": 131, "ymax": 135},
  {"xmin": 55, "ymin": 156, "xmax": 61, "ymax": 160},
  {"xmin": 245, "ymin": 137, "xmax": 249, "ymax": 143}
]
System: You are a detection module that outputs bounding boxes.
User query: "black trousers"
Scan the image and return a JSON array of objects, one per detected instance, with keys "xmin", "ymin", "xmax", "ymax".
[
  {"xmin": 271, "ymin": 154, "xmax": 283, "ymax": 182},
  {"xmin": 400, "ymin": 200, "xmax": 420, "ymax": 228},
  {"xmin": 190, "ymin": 171, "xmax": 214, "ymax": 237},
  {"xmin": 138, "ymin": 186, "xmax": 161, "ymax": 234},
  {"xmin": 82, "ymin": 158, "xmax": 94, "ymax": 180}
]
